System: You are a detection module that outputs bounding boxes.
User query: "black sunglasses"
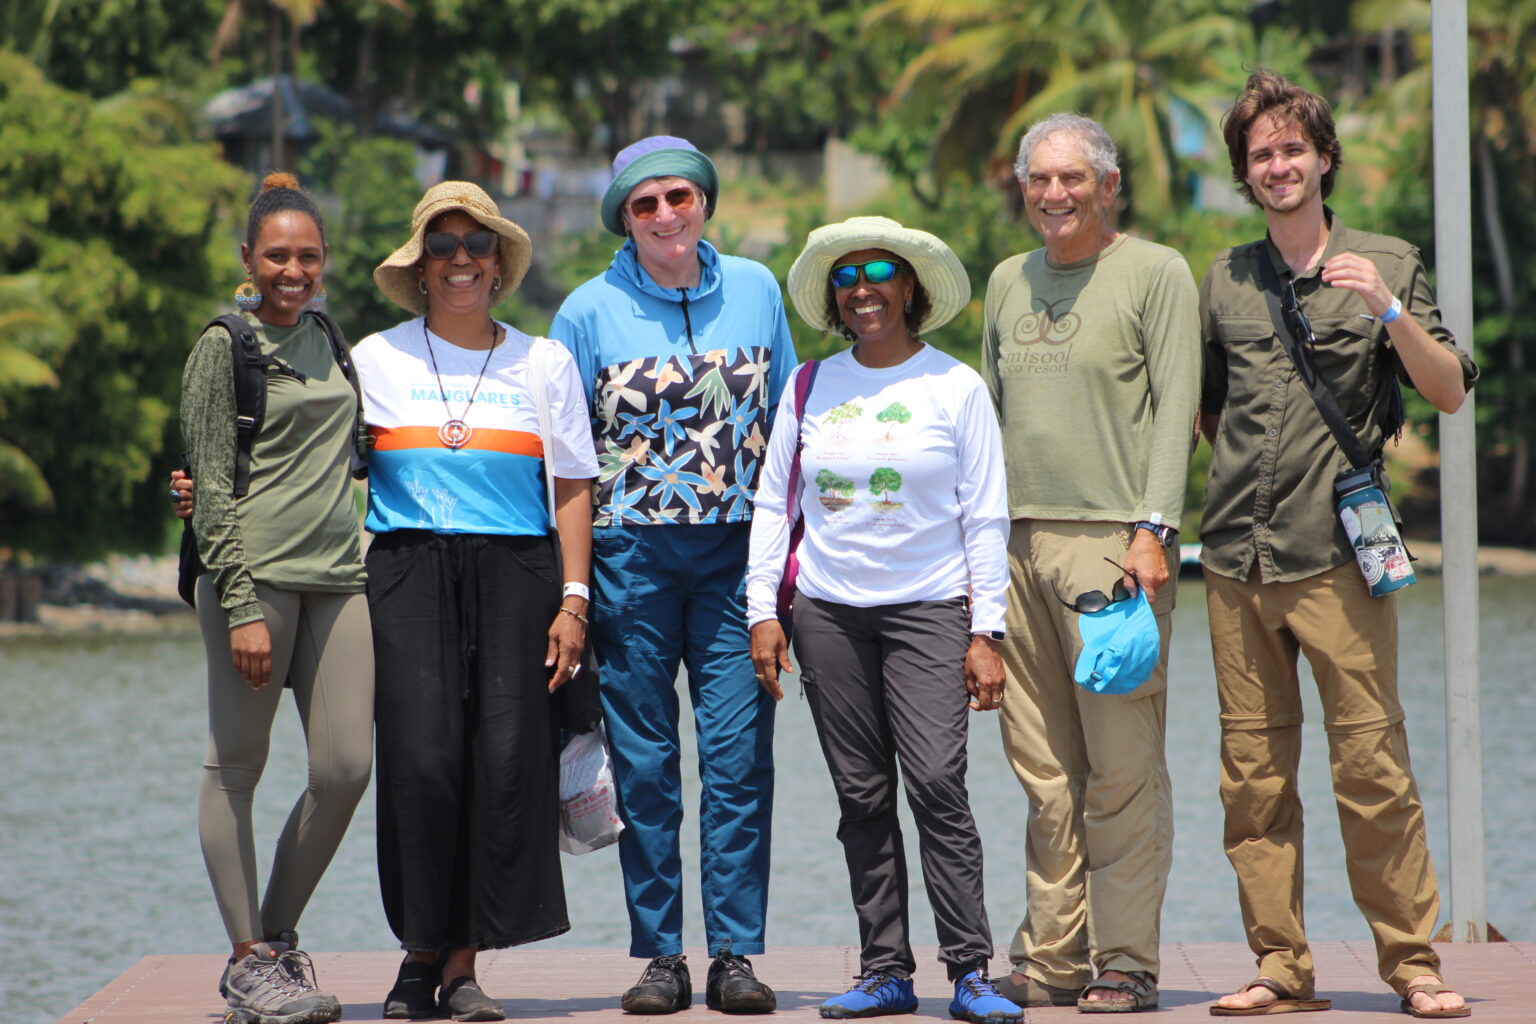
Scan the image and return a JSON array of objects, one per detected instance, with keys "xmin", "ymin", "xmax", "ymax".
[
  {"xmin": 424, "ymin": 230, "xmax": 498, "ymax": 261},
  {"xmin": 1281, "ymin": 280, "xmax": 1317, "ymax": 347},
  {"xmin": 1053, "ymin": 557, "xmax": 1138, "ymax": 613}
]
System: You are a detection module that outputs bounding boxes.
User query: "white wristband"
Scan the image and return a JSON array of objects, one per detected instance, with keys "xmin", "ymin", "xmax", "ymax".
[
  {"xmin": 1380, "ymin": 295, "xmax": 1403, "ymax": 324},
  {"xmin": 562, "ymin": 582, "xmax": 590, "ymax": 601}
]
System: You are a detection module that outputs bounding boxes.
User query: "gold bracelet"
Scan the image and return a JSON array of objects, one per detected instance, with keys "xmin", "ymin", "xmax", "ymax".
[{"xmin": 559, "ymin": 606, "xmax": 588, "ymax": 625}]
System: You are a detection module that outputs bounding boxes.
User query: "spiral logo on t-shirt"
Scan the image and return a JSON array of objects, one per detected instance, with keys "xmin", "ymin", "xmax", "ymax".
[{"xmin": 1010, "ymin": 298, "xmax": 1081, "ymax": 346}]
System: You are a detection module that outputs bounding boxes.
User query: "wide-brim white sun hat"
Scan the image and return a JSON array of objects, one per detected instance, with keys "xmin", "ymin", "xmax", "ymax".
[
  {"xmin": 787, "ymin": 216, "xmax": 970, "ymax": 335},
  {"xmin": 374, "ymin": 181, "xmax": 532, "ymax": 316}
]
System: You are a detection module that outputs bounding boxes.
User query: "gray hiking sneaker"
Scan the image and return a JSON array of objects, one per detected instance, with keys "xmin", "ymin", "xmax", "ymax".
[
  {"xmin": 219, "ymin": 932, "xmax": 297, "ymax": 998},
  {"xmin": 224, "ymin": 947, "xmax": 341, "ymax": 1024}
]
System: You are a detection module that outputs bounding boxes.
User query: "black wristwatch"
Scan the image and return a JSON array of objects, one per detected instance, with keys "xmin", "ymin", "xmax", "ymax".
[{"xmin": 1133, "ymin": 521, "xmax": 1179, "ymax": 548}]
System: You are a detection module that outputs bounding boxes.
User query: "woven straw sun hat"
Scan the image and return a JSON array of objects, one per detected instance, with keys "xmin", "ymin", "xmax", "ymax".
[
  {"xmin": 787, "ymin": 216, "xmax": 970, "ymax": 334},
  {"xmin": 374, "ymin": 181, "xmax": 532, "ymax": 315}
]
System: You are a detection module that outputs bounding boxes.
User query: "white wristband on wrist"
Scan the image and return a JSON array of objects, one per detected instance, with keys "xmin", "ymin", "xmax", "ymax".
[
  {"xmin": 1380, "ymin": 295, "xmax": 1403, "ymax": 324},
  {"xmin": 562, "ymin": 582, "xmax": 590, "ymax": 601}
]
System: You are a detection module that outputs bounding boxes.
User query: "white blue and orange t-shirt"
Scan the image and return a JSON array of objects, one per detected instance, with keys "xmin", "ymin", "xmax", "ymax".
[{"xmin": 353, "ymin": 318, "xmax": 599, "ymax": 536}]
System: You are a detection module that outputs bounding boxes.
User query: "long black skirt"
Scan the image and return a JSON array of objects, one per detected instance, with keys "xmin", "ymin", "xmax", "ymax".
[{"xmin": 368, "ymin": 529, "xmax": 570, "ymax": 952}]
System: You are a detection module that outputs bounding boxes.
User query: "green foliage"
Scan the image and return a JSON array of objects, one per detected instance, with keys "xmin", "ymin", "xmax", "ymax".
[
  {"xmin": 685, "ymin": 0, "xmax": 909, "ymax": 149},
  {"xmin": 7, "ymin": 0, "xmax": 226, "ymax": 97},
  {"xmin": 299, "ymin": 121, "xmax": 422, "ymax": 335},
  {"xmin": 0, "ymin": 52, "xmax": 244, "ymax": 560}
]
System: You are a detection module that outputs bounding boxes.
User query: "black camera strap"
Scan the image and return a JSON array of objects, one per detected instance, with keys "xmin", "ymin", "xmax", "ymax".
[{"xmin": 1257, "ymin": 251, "xmax": 1374, "ymax": 471}]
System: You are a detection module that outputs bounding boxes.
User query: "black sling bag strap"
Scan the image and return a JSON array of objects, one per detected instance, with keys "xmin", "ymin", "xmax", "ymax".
[{"xmin": 1256, "ymin": 251, "xmax": 1375, "ymax": 471}]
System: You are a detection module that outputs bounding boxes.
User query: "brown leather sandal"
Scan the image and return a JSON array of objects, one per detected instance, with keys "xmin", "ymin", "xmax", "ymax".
[
  {"xmin": 1400, "ymin": 981, "xmax": 1471, "ymax": 1019},
  {"xmin": 1077, "ymin": 970, "xmax": 1157, "ymax": 1013},
  {"xmin": 1209, "ymin": 977, "xmax": 1331, "ymax": 1016}
]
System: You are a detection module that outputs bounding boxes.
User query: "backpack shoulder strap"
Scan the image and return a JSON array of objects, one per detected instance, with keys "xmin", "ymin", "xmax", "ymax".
[
  {"xmin": 305, "ymin": 310, "xmax": 369, "ymax": 472},
  {"xmin": 208, "ymin": 314, "xmax": 266, "ymax": 498},
  {"xmin": 785, "ymin": 359, "xmax": 821, "ymax": 523}
]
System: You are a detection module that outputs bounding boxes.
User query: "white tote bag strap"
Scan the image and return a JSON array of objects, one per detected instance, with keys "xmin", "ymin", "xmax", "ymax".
[{"xmin": 528, "ymin": 336, "xmax": 559, "ymax": 522}]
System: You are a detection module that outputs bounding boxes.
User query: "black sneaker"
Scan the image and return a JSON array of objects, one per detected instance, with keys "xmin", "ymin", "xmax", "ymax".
[
  {"xmin": 706, "ymin": 943, "xmax": 776, "ymax": 1014},
  {"xmin": 224, "ymin": 947, "xmax": 341, "ymax": 1024},
  {"xmin": 437, "ymin": 976, "xmax": 505, "ymax": 1022},
  {"xmin": 384, "ymin": 957, "xmax": 442, "ymax": 1020},
  {"xmin": 622, "ymin": 954, "xmax": 692, "ymax": 1014}
]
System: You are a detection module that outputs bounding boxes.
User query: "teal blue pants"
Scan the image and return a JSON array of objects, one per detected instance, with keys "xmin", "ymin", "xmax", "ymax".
[{"xmin": 591, "ymin": 522, "xmax": 775, "ymax": 958}]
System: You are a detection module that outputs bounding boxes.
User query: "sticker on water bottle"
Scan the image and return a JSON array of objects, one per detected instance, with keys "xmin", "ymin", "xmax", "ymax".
[{"xmin": 1356, "ymin": 546, "xmax": 1385, "ymax": 586}]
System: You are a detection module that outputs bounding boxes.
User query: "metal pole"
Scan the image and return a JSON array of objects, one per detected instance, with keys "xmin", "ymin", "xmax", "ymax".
[{"xmin": 1431, "ymin": 0, "xmax": 1487, "ymax": 943}]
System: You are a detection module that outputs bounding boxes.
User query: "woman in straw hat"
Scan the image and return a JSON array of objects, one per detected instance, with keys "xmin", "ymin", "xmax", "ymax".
[
  {"xmin": 744, "ymin": 217, "xmax": 1018, "ymax": 1023},
  {"xmin": 181, "ymin": 171, "xmax": 369, "ymax": 1024},
  {"xmin": 548, "ymin": 135, "xmax": 795, "ymax": 1014},
  {"xmin": 364, "ymin": 181, "xmax": 599, "ymax": 1021}
]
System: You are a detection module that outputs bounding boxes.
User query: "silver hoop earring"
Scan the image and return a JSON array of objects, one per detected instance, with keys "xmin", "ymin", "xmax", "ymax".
[
  {"xmin": 492, "ymin": 275, "xmax": 502, "ymax": 292},
  {"xmin": 904, "ymin": 299, "xmax": 913, "ymax": 314},
  {"xmin": 418, "ymin": 279, "xmax": 428, "ymax": 295}
]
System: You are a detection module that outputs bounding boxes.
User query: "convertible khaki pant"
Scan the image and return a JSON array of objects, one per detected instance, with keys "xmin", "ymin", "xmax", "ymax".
[
  {"xmin": 1206, "ymin": 562, "xmax": 1442, "ymax": 998},
  {"xmin": 998, "ymin": 520, "xmax": 1175, "ymax": 988}
]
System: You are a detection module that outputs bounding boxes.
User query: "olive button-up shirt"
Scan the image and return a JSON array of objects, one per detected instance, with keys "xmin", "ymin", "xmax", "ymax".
[{"xmin": 1199, "ymin": 212, "xmax": 1478, "ymax": 583}]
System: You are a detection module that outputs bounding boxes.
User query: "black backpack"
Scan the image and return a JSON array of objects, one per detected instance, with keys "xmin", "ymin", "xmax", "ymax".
[{"xmin": 176, "ymin": 310, "xmax": 365, "ymax": 608}]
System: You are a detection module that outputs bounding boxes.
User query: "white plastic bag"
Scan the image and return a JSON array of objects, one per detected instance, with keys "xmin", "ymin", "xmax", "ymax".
[{"xmin": 558, "ymin": 723, "xmax": 624, "ymax": 855}]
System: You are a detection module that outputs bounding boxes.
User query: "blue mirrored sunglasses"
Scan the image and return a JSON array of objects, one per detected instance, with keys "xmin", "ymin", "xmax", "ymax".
[{"xmin": 830, "ymin": 259, "xmax": 902, "ymax": 288}]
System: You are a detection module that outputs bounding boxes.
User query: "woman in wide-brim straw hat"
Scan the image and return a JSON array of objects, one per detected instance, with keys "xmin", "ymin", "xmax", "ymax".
[
  {"xmin": 360, "ymin": 181, "xmax": 600, "ymax": 1022},
  {"xmin": 744, "ymin": 216, "xmax": 1021, "ymax": 1023},
  {"xmin": 547, "ymin": 135, "xmax": 796, "ymax": 1014}
]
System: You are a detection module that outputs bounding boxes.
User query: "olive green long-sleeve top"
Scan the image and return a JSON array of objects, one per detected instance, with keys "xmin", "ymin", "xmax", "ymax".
[
  {"xmin": 180, "ymin": 312, "xmax": 365, "ymax": 628},
  {"xmin": 981, "ymin": 234, "xmax": 1203, "ymax": 529}
]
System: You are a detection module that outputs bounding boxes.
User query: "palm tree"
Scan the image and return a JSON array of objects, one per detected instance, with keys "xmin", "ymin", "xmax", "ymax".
[
  {"xmin": 0, "ymin": 274, "xmax": 66, "ymax": 509},
  {"xmin": 867, "ymin": 0, "xmax": 1263, "ymax": 219},
  {"xmin": 211, "ymin": 0, "xmax": 327, "ymax": 166},
  {"xmin": 1350, "ymin": 0, "xmax": 1536, "ymax": 527}
]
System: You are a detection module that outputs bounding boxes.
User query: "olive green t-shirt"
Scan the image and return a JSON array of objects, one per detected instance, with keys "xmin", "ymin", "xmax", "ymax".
[
  {"xmin": 981, "ymin": 234, "xmax": 1202, "ymax": 528},
  {"xmin": 181, "ymin": 313, "xmax": 365, "ymax": 627},
  {"xmin": 1199, "ymin": 212, "xmax": 1479, "ymax": 583}
]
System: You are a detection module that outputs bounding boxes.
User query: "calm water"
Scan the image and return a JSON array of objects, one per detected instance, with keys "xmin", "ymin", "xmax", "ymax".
[{"xmin": 2, "ymin": 576, "xmax": 1533, "ymax": 1024}]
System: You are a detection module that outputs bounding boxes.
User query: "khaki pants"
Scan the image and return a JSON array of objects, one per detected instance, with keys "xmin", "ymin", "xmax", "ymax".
[
  {"xmin": 1206, "ymin": 562, "xmax": 1442, "ymax": 997},
  {"xmin": 998, "ymin": 520, "xmax": 1175, "ymax": 987}
]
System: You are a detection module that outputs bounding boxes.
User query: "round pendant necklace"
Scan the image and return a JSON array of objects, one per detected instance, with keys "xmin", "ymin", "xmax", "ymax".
[{"xmin": 422, "ymin": 317, "xmax": 499, "ymax": 449}]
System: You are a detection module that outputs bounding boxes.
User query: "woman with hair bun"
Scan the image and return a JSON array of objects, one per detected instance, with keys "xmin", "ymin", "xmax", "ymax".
[{"xmin": 180, "ymin": 171, "xmax": 372, "ymax": 1024}]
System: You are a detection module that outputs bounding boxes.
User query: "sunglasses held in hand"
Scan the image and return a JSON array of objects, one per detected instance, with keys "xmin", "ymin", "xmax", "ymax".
[
  {"xmin": 424, "ymin": 230, "xmax": 498, "ymax": 260},
  {"xmin": 627, "ymin": 186, "xmax": 699, "ymax": 220},
  {"xmin": 1053, "ymin": 557, "xmax": 1139, "ymax": 614},
  {"xmin": 829, "ymin": 259, "xmax": 903, "ymax": 289}
]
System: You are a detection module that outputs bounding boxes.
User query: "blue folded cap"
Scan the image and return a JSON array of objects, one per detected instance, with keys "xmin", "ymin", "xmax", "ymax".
[{"xmin": 1073, "ymin": 590, "xmax": 1160, "ymax": 694}]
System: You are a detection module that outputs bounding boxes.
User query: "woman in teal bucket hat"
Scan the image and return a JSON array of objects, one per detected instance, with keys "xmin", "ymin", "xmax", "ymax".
[{"xmin": 549, "ymin": 135, "xmax": 798, "ymax": 1015}]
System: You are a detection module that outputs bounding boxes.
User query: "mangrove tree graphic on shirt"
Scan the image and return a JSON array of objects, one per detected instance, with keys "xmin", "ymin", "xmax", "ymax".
[
  {"xmin": 590, "ymin": 346, "xmax": 772, "ymax": 526},
  {"xmin": 815, "ymin": 468, "xmax": 856, "ymax": 512},
  {"xmin": 868, "ymin": 467, "xmax": 904, "ymax": 512},
  {"xmin": 875, "ymin": 402, "xmax": 911, "ymax": 441}
]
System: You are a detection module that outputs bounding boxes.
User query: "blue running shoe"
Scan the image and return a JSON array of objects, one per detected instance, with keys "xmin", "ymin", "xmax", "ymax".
[
  {"xmin": 820, "ymin": 973, "xmax": 918, "ymax": 1019},
  {"xmin": 949, "ymin": 970, "xmax": 1024, "ymax": 1024}
]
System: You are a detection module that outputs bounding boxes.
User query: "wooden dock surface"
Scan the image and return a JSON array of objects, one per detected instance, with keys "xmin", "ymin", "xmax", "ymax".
[{"xmin": 57, "ymin": 942, "xmax": 1535, "ymax": 1023}]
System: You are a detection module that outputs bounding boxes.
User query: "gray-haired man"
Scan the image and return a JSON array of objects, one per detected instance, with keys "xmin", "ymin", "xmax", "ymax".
[{"xmin": 980, "ymin": 113, "xmax": 1202, "ymax": 1013}]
